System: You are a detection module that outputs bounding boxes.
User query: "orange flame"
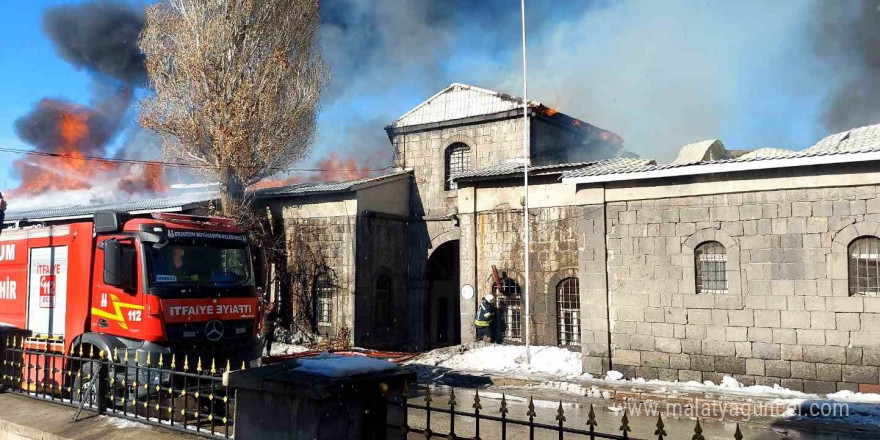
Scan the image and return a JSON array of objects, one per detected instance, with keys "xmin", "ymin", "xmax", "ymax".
[
  {"xmin": 59, "ymin": 111, "xmax": 89, "ymax": 145},
  {"xmin": 10, "ymin": 99, "xmax": 167, "ymax": 197},
  {"xmin": 253, "ymin": 153, "xmax": 374, "ymax": 190}
]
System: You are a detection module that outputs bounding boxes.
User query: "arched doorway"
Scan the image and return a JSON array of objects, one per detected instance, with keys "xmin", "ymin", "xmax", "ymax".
[{"xmin": 426, "ymin": 240, "xmax": 460, "ymax": 348}]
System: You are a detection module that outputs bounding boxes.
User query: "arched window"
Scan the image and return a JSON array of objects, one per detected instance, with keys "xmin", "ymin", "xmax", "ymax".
[
  {"xmin": 556, "ymin": 278, "xmax": 580, "ymax": 346},
  {"xmin": 849, "ymin": 236, "xmax": 880, "ymax": 296},
  {"xmin": 497, "ymin": 277, "xmax": 523, "ymax": 343},
  {"xmin": 444, "ymin": 143, "xmax": 471, "ymax": 190},
  {"xmin": 314, "ymin": 275, "xmax": 333, "ymax": 326},
  {"xmin": 695, "ymin": 241, "xmax": 727, "ymax": 294},
  {"xmin": 374, "ymin": 274, "xmax": 392, "ymax": 329}
]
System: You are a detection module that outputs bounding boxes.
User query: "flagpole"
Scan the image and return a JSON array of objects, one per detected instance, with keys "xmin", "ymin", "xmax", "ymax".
[{"xmin": 520, "ymin": 0, "xmax": 531, "ymax": 364}]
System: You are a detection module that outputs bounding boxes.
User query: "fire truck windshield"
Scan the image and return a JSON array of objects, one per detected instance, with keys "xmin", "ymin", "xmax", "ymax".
[{"xmin": 147, "ymin": 242, "xmax": 252, "ymax": 287}]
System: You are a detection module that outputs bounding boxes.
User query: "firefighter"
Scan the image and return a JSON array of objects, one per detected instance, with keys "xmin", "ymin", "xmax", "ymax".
[
  {"xmin": 474, "ymin": 293, "xmax": 496, "ymax": 342},
  {"xmin": 171, "ymin": 247, "xmax": 199, "ymax": 281},
  {"xmin": 0, "ymin": 191, "xmax": 5, "ymax": 237},
  {"xmin": 263, "ymin": 300, "xmax": 279, "ymax": 356}
]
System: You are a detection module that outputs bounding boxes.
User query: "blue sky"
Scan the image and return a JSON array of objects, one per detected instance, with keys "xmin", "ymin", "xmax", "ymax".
[{"xmin": 0, "ymin": 0, "xmax": 862, "ymax": 192}]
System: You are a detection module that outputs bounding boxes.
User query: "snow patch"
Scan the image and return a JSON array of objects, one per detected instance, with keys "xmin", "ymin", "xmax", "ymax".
[
  {"xmin": 826, "ymin": 390, "xmax": 880, "ymax": 403},
  {"xmin": 101, "ymin": 416, "xmax": 150, "ymax": 430},
  {"xmin": 270, "ymin": 342, "xmax": 311, "ymax": 356},
  {"xmin": 604, "ymin": 370, "xmax": 623, "ymax": 381},
  {"xmin": 410, "ymin": 344, "xmax": 880, "ymax": 409},
  {"xmin": 721, "ymin": 375, "xmax": 743, "ymax": 389},
  {"xmin": 410, "ymin": 345, "xmax": 585, "ymax": 377},
  {"xmin": 295, "ymin": 352, "xmax": 397, "ymax": 378}
]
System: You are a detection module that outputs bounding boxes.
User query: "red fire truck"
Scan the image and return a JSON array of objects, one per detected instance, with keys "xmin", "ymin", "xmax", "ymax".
[{"xmin": 0, "ymin": 211, "xmax": 263, "ymax": 367}]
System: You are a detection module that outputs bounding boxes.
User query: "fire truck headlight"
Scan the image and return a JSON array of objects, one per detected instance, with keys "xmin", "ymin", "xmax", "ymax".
[{"xmin": 149, "ymin": 371, "xmax": 172, "ymax": 386}]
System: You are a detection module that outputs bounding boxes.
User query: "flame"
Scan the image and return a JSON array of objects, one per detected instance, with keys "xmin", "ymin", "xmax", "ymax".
[
  {"xmin": 253, "ymin": 153, "xmax": 374, "ymax": 190},
  {"xmin": 120, "ymin": 163, "xmax": 167, "ymax": 194},
  {"xmin": 313, "ymin": 153, "xmax": 373, "ymax": 182},
  {"xmin": 59, "ymin": 110, "xmax": 89, "ymax": 145},
  {"xmin": 10, "ymin": 99, "xmax": 167, "ymax": 198},
  {"xmin": 251, "ymin": 176, "xmax": 304, "ymax": 190}
]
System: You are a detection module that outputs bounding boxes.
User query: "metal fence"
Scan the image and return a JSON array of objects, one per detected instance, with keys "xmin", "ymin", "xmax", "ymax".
[
  {"xmin": 387, "ymin": 381, "xmax": 748, "ymax": 440},
  {"xmin": 0, "ymin": 335, "xmax": 237, "ymax": 439}
]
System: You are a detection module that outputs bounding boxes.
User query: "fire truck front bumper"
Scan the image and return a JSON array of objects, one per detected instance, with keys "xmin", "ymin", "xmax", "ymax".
[{"xmin": 136, "ymin": 336, "xmax": 264, "ymax": 369}]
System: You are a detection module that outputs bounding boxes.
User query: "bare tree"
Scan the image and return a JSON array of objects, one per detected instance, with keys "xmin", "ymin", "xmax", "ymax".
[{"xmin": 139, "ymin": 0, "xmax": 328, "ymax": 214}]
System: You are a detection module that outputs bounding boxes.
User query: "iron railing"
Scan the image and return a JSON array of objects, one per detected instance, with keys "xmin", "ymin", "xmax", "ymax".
[
  {"xmin": 387, "ymin": 381, "xmax": 747, "ymax": 440},
  {"xmin": 0, "ymin": 335, "xmax": 237, "ymax": 439}
]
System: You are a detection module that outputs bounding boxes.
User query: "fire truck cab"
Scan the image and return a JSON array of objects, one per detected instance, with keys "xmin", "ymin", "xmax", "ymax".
[{"xmin": 0, "ymin": 212, "xmax": 263, "ymax": 366}]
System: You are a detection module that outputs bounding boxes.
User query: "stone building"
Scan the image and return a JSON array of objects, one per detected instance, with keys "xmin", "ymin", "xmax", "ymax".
[
  {"xmin": 383, "ymin": 83, "xmax": 623, "ymax": 349},
  {"xmin": 10, "ymin": 82, "xmax": 880, "ymax": 392},
  {"xmin": 257, "ymin": 173, "xmax": 411, "ymax": 349},
  {"xmin": 454, "ymin": 123, "xmax": 880, "ymax": 393}
]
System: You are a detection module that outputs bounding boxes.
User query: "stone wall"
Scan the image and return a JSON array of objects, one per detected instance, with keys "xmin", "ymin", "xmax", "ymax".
[
  {"xmin": 392, "ymin": 117, "xmax": 524, "ymax": 217},
  {"xmin": 277, "ymin": 202, "xmax": 357, "ymax": 341},
  {"xmin": 605, "ymin": 185, "xmax": 880, "ymax": 393},
  {"xmin": 459, "ymin": 203, "xmax": 583, "ymax": 347},
  {"xmin": 392, "ymin": 117, "xmax": 526, "ymax": 349}
]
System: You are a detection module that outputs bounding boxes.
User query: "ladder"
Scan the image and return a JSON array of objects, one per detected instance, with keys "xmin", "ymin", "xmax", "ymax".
[{"xmin": 72, "ymin": 371, "xmax": 100, "ymax": 422}]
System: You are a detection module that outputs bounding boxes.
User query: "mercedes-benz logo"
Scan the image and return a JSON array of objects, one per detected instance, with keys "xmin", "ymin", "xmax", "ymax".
[{"xmin": 205, "ymin": 319, "xmax": 224, "ymax": 342}]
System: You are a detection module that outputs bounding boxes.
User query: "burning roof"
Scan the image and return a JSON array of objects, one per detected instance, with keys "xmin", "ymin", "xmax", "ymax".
[
  {"xmin": 561, "ymin": 123, "xmax": 880, "ymax": 183},
  {"xmin": 386, "ymin": 83, "xmax": 621, "ymax": 143},
  {"xmin": 3, "ymin": 171, "xmax": 411, "ymax": 224}
]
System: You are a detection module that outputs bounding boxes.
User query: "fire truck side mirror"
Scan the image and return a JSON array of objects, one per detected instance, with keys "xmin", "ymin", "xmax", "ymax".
[
  {"xmin": 103, "ymin": 239, "xmax": 136, "ymax": 292},
  {"xmin": 95, "ymin": 211, "xmax": 130, "ymax": 234}
]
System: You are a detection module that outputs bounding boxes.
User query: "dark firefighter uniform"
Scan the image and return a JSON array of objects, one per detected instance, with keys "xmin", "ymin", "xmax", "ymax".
[{"xmin": 474, "ymin": 294, "xmax": 496, "ymax": 342}]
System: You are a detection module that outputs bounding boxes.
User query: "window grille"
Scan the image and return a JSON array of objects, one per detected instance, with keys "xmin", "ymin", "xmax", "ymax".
[
  {"xmin": 556, "ymin": 277, "xmax": 580, "ymax": 346},
  {"xmin": 498, "ymin": 277, "xmax": 523, "ymax": 343},
  {"xmin": 849, "ymin": 236, "xmax": 880, "ymax": 296},
  {"xmin": 315, "ymin": 275, "xmax": 333, "ymax": 326},
  {"xmin": 445, "ymin": 143, "xmax": 471, "ymax": 190},
  {"xmin": 375, "ymin": 274, "xmax": 392, "ymax": 329},
  {"xmin": 695, "ymin": 241, "xmax": 727, "ymax": 294}
]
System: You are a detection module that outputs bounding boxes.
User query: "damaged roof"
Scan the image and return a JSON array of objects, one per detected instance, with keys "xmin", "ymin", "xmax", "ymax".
[
  {"xmin": 386, "ymin": 83, "xmax": 623, "ymax": 146},
  {"xmin": 561, "ymin": 124, "xmax": 880, "ymax": 184},
  {"xmin": 454, "ymin": 158, "xmax": 654, "ymax": 183},
  {"xmin": 3, "ymin": 190, "xmax": 218, "ymax": 223},
  {"xmin": 254, "ymin": 171, "xmax": 409, "ymax": 197},
  {"xmin": 4, "ymin": 171, "xmax": 410, "ymax": 224},
  {"xmin": 806, "ymin": 124, "xmax": 880, "ymax": 154},
  {"xmin": 388, "ymin": 83, "xmax": 539, "ymax": 129}
]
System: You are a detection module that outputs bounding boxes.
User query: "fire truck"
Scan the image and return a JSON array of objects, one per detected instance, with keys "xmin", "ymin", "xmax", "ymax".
[{"xmin": 0, "ymin": 211, "xmax": 264, "ymax": 368}]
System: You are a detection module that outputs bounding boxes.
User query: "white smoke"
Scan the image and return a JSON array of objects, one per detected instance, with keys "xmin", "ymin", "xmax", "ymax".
[{"xmin": 319, "ymin": 0, "xmax": 838, "ymax": 163}]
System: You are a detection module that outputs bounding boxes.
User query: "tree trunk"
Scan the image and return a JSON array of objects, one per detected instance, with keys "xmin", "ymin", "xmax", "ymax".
[{"xmin": 219, "ymin": 167, "xmax": 246, "ymax": 216}]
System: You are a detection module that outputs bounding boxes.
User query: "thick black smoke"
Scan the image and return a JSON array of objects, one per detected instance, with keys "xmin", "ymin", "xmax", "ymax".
[
  {"xmin": 813, "ymin": 0, "xmax": 880, "ymax": 132},
  {"xmin": 14, "ymin": 98, "xmax": 116, "ymax": 155},
  {"xmin": 43, "ymin": 0, "xmax": 147, "ymax": 86}
]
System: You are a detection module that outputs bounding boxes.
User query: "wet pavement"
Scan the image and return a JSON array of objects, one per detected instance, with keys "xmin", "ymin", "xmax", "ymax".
[
  {"xmin": 0, "ymin": 393, "xmax": 195, "ymax": 439},
  {"xmin": 403, "ymin": 386, "xmax": 879, "ymax": 440}
]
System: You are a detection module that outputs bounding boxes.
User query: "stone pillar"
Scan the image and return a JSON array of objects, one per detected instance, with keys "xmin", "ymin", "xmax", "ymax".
[
  {"xmin": 579, "ymin": 205, "xmax": 612, "ymax": 375},
  {"xmin": 459, "ymin": 211, "xmax": 478, "ymax": 344}
]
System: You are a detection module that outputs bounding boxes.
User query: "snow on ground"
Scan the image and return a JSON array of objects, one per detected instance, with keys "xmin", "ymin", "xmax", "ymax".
[
  {"xmin": 410, "ymin": 344, "xmax": 585, "ymax": 377},
  {"xmin": 409, "ymin": 344, "xmax": 880, "ymax": 405},
  {"xmin": 294, "ymin": 352, "xmax": 398, "ymax": 377},
  {"xmin": 270, "ymin": 342, "xmax": 311, "ymax": 355},
  {"xmin": 101, "ymin": 416, "xmax": 150, "ymax": 430}
]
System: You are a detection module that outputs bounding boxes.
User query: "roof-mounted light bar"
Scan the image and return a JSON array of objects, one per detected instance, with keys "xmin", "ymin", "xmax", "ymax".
[{"xmin": 151, "ymin": 212, "xmax": 237, "ymax": 228}]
